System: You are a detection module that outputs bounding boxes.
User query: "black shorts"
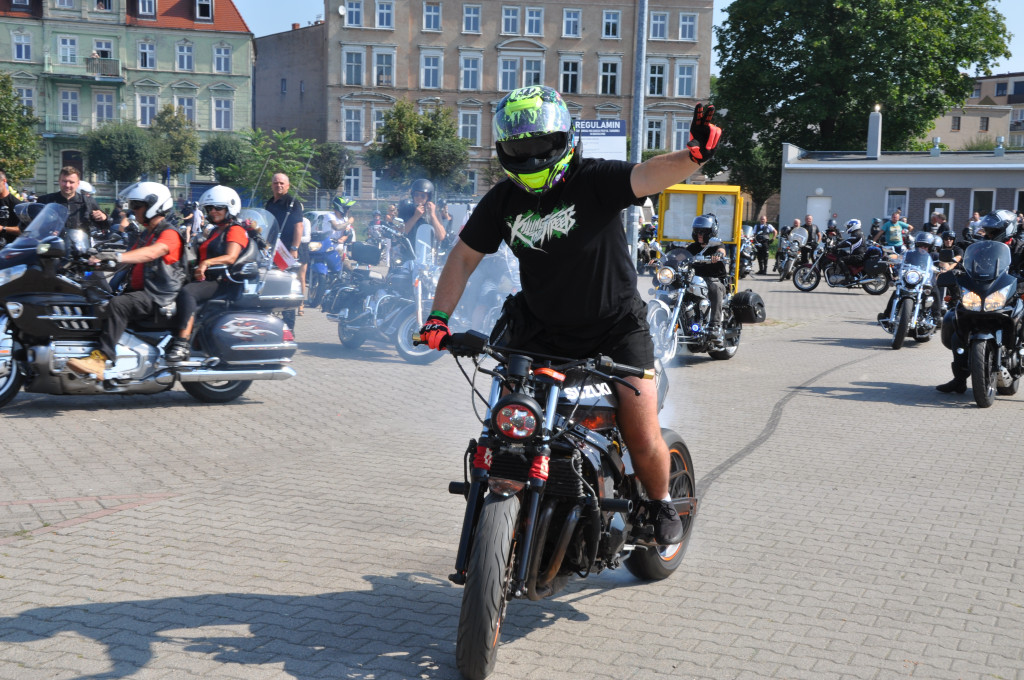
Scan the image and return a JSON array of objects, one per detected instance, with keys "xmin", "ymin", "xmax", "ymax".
[
  {"xmin": 494, "ymin": 292, "xmax": 655, "ymax": 370},
  {"xmin": 297, "ymin": 242, "xmax": 310, "ymax": 264}
]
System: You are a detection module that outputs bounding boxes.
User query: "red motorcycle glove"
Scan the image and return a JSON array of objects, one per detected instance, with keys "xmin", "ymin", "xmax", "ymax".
[
  {"xmin": 687, "ymin": 103, "xmax": 722, "ymax": 165},
  {"xmin": 419, "ymin": 311, "xmax": 451, "ymax": 351}
]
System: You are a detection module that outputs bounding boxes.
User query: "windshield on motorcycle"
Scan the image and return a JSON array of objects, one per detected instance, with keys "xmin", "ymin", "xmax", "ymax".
[
  {"xmin": 788, "ymin": 227, "xmax": 808, "ymax": 247},
  {"xmin": 741, "ymin": 225, "xmax": 754, "ymax": 239},
  {"xmin": 962, "ymin": 240, "xmax": 1011, "ymax": 283},
  {"xmin": 663, "ymin": 247, "xmax": 694, "ymax": 269},
  {"xmin": 238, "ymin": 208, "xmax": 279, "ymax": 245},
  {"xmin": 902, "ymin": 250, "xmax": 933, "ymax": 271},
  {"xmin": 5, "ymin": 203, "xmax": 68, "ymax": 250}
]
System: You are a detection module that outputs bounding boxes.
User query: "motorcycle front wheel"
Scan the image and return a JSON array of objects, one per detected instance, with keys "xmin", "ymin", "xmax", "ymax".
[
  {"xmin": 792, "ymin": 265, "xmax": 821, "ymax": 292},
  {"xmin": 182, "ymin": 379, "xmax": 252, "ymax": 403},
  {"xmin": 393, "ymin": 310, "xmax": 442, "ymax": 364},
  {"xmin": 892, "ymin": 299, "xmax": 913, "ymax": 350},
  {"xmin": 456, "ymin": 493, "xmax": 521, "ymax": 680},
  {"xmin": 337, "ymin": 320, "xmax": 365, "ymax": 349},
  {"xmin": 306, "ymin": 271, "xmax": 326, "ymax": 308},
  {"xmin": 625, "ymin": 430, "xmax": 696, "ymax": 581},
  {"xmin": 970, "ymin": 338, "xmax": 997, "ymax": 408},
  {"xmin": 778, "ymin": 258, "xmax": 789, "ymax": 282},
  {"xmin": 0, "ymin": 317, "xmax": 23, "ymax": 409},
  {"xmin": 863, "ymin": 275, "xmax": 890, "ymax": 295},
  {"xmin": 646, "ymin": 303, "xmax": 678, "ymax": 363},
  {"xmin": 708, "ymin": 312, "xmax": 740, "ymax": 360}
]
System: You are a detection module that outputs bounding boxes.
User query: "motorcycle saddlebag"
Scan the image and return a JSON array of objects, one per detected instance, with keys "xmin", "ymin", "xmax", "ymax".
[
  {"xmin": 250, "ymin": 268, "xmax": 303, "ymax": 310},
  {"xmin": 199, "ymin": 311, "xmax": 297, "ymax": 363},
  {"xmin": 731, "ymin": 289, "xmax": 767, "ymax": 324},
  {"xmin": 348, "ymin": 242, "xmax": 382, "ymax": 266}
]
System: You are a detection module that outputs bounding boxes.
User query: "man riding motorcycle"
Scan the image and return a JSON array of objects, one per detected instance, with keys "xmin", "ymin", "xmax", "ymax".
[{"xmin": 686, "ymin": 214, "xmax": 729, "ymax": 339}]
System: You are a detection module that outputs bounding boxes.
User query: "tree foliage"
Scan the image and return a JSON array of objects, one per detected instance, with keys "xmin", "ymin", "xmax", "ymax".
[
  {"xmin": 84, "ymin": 121, "xmax": 155, "ymax": 183},
  {"xmin": 0, "ymin": 73, "xmax": 41, "ymax": 182},
  {"xmin": 218, "ymin": 129, "xmax": 318, "ymax": 203},
  {"xmin": 711, "ymin": 0, "xmax": 1011, "ymax": 202},
  {"xmin": 199, "ymin": 134, "xmax": 246, "ymax": 181},
  {"xmin": 148, "ymin": 104, "xmax": 200, "ymax": 178},
  {"xmin": 310, "ymin": 142, "xmax": 356, "ymax": 195}
]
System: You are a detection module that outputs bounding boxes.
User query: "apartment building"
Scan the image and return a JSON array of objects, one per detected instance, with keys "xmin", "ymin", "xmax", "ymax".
[
  {"xmin": 255, "ymin": 0, "xmax": 712, "ymax": 199},
  {"xmin": 926, "ymin": 71, "xmax": 1024, "ymax": 150},
  {"xmin": 0, "ymin": 0, "xmax": 253, "ymax": 195}
]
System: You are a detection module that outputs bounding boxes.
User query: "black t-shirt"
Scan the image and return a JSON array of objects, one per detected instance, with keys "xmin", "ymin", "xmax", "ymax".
[
  {"xmin": 37, "ymin": 191, "xmax": 105, "ymax": 231},
  {"xmin": 0, "ymin": 193, "xmax": 20, "ymax": 227},
  {"xmin": 264, "ymin": 194, "xmax": 304, "ymax": 247},
  {"xmin": 685, "ymin": 241, "xmax": 728, "ymax": 280},
  {"xmin": 459, "ymin": 157, "xmax": 640, "ymax": 332}
]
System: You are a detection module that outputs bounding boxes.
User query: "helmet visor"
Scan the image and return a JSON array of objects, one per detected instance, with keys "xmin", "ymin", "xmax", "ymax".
[{"xmin": 497, "ymin": 133, "xmax": 564, "ymax": 163}]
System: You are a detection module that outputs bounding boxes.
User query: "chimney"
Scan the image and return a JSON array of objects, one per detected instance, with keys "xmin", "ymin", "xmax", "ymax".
[
  {"xmin": 867, "ymin": 106, "xmax": 882, "ymax": 159},
  {"xmin": 930, "ymin": 136, "xmax": 941, "ymax": 157},
  {"xmin": 995, "ymin": 136, "xmax": 1005, "ymax": 157},
  {"xmin": 291, "ymin": 23, "xmax": 300, "ymax": 30}
]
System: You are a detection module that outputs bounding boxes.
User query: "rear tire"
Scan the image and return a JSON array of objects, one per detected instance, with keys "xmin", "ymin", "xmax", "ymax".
[
  {"xmin": 456, "ymin": 494, "xmax": 521, "ymax": 680},
  {"xmin": 626, "ymin": 431, "xmax": 696, "ymax": 580},
  {"xmin": 182, "ymin": 379, "xmax": 252, "ymax": 403},
  {"xmin": 792, "ymin": 265, "xmax": 821, "ymax": 291},
  {"xmin": 394, "ymin": 310, "xmax": 442, "ymax": 364},
  {"xmin": 970, "ymin": 339, "xmax": 997, "ymax": 408},
  {"xmin": 863, "ymin": 275, "xmax": 890, "ymax": 295},
  {"xmin": 892, "ymin": 299, "xmax": 912, "ymax": 349}
]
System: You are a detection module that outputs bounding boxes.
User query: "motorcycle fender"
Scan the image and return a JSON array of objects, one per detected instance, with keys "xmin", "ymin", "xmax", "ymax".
[
  {"xmin": 198, "ymin": 312, "xmax": 297, "ymax": 364},
  {"xmin": 940, "ymin": 309, "xmax": 956, "ymax": 349},
  {"xmin": 646, "ymin": 298, "xmax": 672, "ymax": 324},
  {"xmin": 312, "ymin": 261, "xmax": 328, "ymax": 276}
]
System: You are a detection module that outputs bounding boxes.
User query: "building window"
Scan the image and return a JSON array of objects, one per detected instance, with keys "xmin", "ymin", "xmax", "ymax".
[
  {"xmin": 972, "ymin": 84, "xmax": 981, "ymax": 98},
  {"xmin": 377, "ymin": 1, "xmax": 393, "ymax": 29},
  {"xmin": 93, "ymin": 39, "xmax": 113, "ymax": 59},
  {"xmin": 562, "ymin": 8, "xmax": 580, "ymax": 37},
  {"xmin": 60, "ymin": 90, "xmax": 80, "ymax": 123},
  {"xmin": 650, "ymin": 12, "xmax": 668, "ymax": 40},
  {"xmin": 58, "ymin": 36, "xmax": 78, "ymax": 64},
  {"xmin": 423, "ymin": 2, "xmax": 441, "ymax": 31},
  {"xmin": 139, "ymin": 0, "xmax": 155, "ymax": 15},
  {"xmin": 560, "ymin": 59, "xmax": 580, "ymax": 94},
  {"xmin": 421, "ymin": 53, "xmax": 441, "ymax": 89},
  {"xmin": 139, "ymin": 42, "xmax": 155, "ymax": 69},
  {"xmin": 500, "ymin": 58, "xmax": 518, "ymax": 91},
  {"xmin": 138, "ymin": 94, "xmax": 157, "ymax": 126},
  {"xmin": 375, "ymin": 52, "xmax": 394, "ymax": 86},
  {"xmin": 502, "ymin": 6, "xmax": 520, "ymax": 34},
  {"xmin": 980, "ymin": 116, "xmax": 990, "ymax": 132},
  {"xmin": 344, "ymin": 167, "xmax": 361, "ymax": 197},
  {"xmin": 885, "ymin": 189, "xmax": 907, "ymax": 216},
  {"xmin": 523, "ymin": 58, "xmax": 542, "ymax": 86},
  {"xmin": 995, "ymin": 82, "xmax": 1007, "ymax": 97},
  {"xmin": 461, "ymin": 55, "xmax": 481, "ymax": 90},
  {"xmin": 648, "ymin": 63, "xmax": 666, "ymax": 96},
  {"xmin": 951, "ymin": 116, "xmax": 961, "ymax": 131},
  {"xmin": 465, "ymin": 170, "xmax": 477, "ymax": 195},
  {"xmin": 603, "ymin": 11, "xmax": 620, "ymax": 39},
  {"xmin": 600, "ymin": 61, "xmax": 619, "ymax": 95},
  {"xmin": 12, "ymin": 0, "xmax": 30, "ymax": 6},
  {"xmin": 214, "ymin": 46, "xmax": 231, "ymax": 73},
  {"xmin": 646, "ymin": 119, "xmax": 663, "ymax": 150},
  {"xmin": 463, "ymin": 5, "xmax": 480, "ymax": 33},
  {"xmin": 57, "ymin": 0, "xmax": 74, "ymax": 7},
  {"xmin": 674, "ymin": 119, "xmax": 688, "ymax": 151},
  {"xmin": 680, "ymin": 13, "xmax": 697, "ymax": 41},
  {"xmin": 344, "ymin": 107, "xmax": 363, "ymax": 142},
  {"xmin": 460, "ymin": 111, "xmax": 480, "ymax": 146},
  {"xmin": 344, "ymin": 49, "xmax": 364, "ymax": 86},
  {"xmin": 346, "ymin": 0, "xmax": 362, "ymax": 26},
  {"xmin": 972, "ymin": 189, "xmax": 994, "ymax": 215},
  {"xmin": 676, "ymin": 63, "xmax": 695, "ymax": 97},
  {"xmin": 373, "ymin": 109, "xmax": 386, "ymax": 138},
  {"xmin": 213, "ymin": 98, "xmax": 232, "ymax": 130},
  {"xmin": 15, "ymin": 87, "xmax": 33, "ymax": 113},
  {"xmin": 525, "ymin": 7, "xmax": 543, "ymax": 36},
  {"xmin": 196, "ymin": 0, "xmax": 212, "ymax": 20},
  {"xmin": 176, "ymin": 96, "xmax": 195, "ymax": 124},
  {"xmin": 13, "ymin": 34, "xmax": 31, "ymax": 61},
  {"xmin": 95, "ymin": 92, "xmax": 114, "ymax": 122},
  {"xmin": 177, "ymin": 43, "xmax": 194, "ymax": 71}
]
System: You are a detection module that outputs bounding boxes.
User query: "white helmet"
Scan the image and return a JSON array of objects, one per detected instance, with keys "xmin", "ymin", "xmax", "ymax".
[
  {"xmin": 845, "ymin": 219, "xmax": 861, "ymax": 230},
  {"xmin": 198, "ymin": 185, "xmax": 241, "ymax": 218},
  {"xmin": 118, "ymin": 181, "xmax": 173, "ymax": 220},
  {"xmin": 78, "ymin": 180, "xmax": 94, "ymax": 195}
]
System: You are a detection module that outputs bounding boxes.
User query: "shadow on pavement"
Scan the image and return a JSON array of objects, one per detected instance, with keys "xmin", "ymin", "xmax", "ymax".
[
  {"xmin": 0, "ymin": 389, "xmax": 242, "ymax": 418},
  {"xmin": 796, "ymin": 380, "xmax": 975, "ymax": 408},
  {"xmin": 791, "ymin": 335, "xmax": 890, "ymax": 350},
  {"xmin": 0, "ymin": 572, "xmax": 589, "ymax": 679}
]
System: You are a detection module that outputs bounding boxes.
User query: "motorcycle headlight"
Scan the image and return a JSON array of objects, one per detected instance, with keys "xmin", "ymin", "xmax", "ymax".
[
  {"xmin": 307, "ymin": 241, "xmax": 322, "ymax": 252},
  {"xmin": 656, "ymin": 267, "xmax": 676, "ymax": 285},
  {"xmin": 903, "ymin": 269, "xmax": 923, "ymax": 286},
  {"xmin": 961, "ymin": 289, "xmax": 982, "ymax": 311},
  {"xmin": 983, "ymin": 283, "xmax": 1016, "ymax": 312},
  {"xmin": 0, "ymin": 264, "xmax": 27, "ymax": 288},
  {"xmin": 490, "ymin": 394, "xmax": 543, "ymax": 443}
]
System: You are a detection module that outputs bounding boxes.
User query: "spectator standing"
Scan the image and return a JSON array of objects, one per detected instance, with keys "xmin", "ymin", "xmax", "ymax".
[
  {"xmin": 264, "ymin": 172, "xmax": 304, "ymax": 331},
  {"xmin": 37, "ymin": 167, "xmax": 108, "ymax": 232},
  {"xmin": 0, "ymin": 171, "xmax": 23, "ymax": 243}
]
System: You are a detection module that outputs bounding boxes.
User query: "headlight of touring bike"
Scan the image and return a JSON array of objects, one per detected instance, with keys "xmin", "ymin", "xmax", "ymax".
[
  {"xmin": 983, "ymin": 283, "xmax": 1016, "ymax": 312},
  {"xmin": 0, "ymin": 264, "xmax": 28, "ymax": 287},
  {"xmin": 960, "ymin": 289, "xmax": 982, "ymax": 311},
  {"xmin": 656, "ymin": 267, "xmax": 676, "ymax": 285},
  {"xmin": 307, "ymin": 241, "xmax": 322, "ymax": 252},
  {"xmin": 490, "ymin": 394, "xmax": 543, "ymax": 443},
  {"xmin": 903, "ymin": 269, "xmax": 923, "ymax": 286}
]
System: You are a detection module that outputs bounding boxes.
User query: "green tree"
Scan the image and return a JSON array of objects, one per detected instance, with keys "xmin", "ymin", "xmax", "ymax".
[
  {"xmin": 712, "ymin": 0, "xmax": 1010, "ymax": 201},
  {"xmin": 364, "ymin": 100, "xmax": 421, "ymax": 183},
  {"xmin": 199, "ymin": 134, "xmax": 246, "ymax": 181},
  {"xmin": 219, "ymin": 129, "xmax": 318, "ymax": 203},
  {"xmin": 148, "ymin": 104, "xmax": 199, "ymax": 178},
  {"xmin": 310, "ymin": 142, "xmax": 356, "ymax": 195},
  {"xmin": 84, "ymin": 120, "xmax": 155, "ymax": 183},
  {"xmin": 0, "ymin": 73, "xmax": 41, "ymax": 182}
]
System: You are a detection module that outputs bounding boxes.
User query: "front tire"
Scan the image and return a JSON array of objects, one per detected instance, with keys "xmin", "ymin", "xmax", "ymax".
[
  {"xmin": 892, "ymin": 299, "xmax": 912, "ymax": 350},
  {"xmin": 708, "ymin": 311, "xmax": 740, "ymax": 360},
  {"xmin": 792, "ymin": 265, "xmax": 821, "ymax": 291},
  {"xmin": 307, "ymin": 271, "xmax": 326, "ymax": 308},
  {"xmin": 646, "ymin": 303, "xmax": 678, "ymax": 363},
  {"xmin": 456, "ymin": 494, "xmax": 521, "ymax": 680},
  {"xmin": 970, "ymin": 339, "xmax": 997, "ymax": 408},
  {"xmin": 182, "ymin": 379, "xmax": 252, "ymax": 403},
  {"xmin": 337, "ymin": 320, "xmax": 365, "ymax": 349},
  {"xmin": 394, "ymin": 310, "xmax": 442, "ymax": 364},
  {"xmin": 0, "ymin": 316, "xmax": 23, "ymax": 409},
  {"xmin": 863, "ymin": 275, "xmax": 890, "ymax": 295},
  {"xmin": 626, "ymin": 431, "xmax": 696, "ymax": 580}
]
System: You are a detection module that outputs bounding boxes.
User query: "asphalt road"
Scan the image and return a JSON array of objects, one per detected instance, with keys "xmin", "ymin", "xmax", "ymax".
[{"xmin": 1, "ymin": 273, "xmax": 1022, "ymax": 680}]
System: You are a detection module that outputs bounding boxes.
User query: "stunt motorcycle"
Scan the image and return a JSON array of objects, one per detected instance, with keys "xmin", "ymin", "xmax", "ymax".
[
  {"xmin": 775, "ymin": 226, "xmax": 806, "ymax": 281},
  {"xmin": 0, "ymin": 204, "xmax": 300, "ymax": 409},
  {"xmin": 429, "ymin": 330, "xmax": 696, "ymax": 680},
  {"xmin": 646, "ymin": 247, "xmax": 765, "ymax": 363},
  {"xmin": 936, "ymin": 240, "xmax": 1024, "ymax": 408},
  {"xmin": 879, "ymin": 249, "xmax": 939, "ymax": 349},
  {"xmin": 792, "ymin": 240, "xmax": 890, "ymax": 295}
]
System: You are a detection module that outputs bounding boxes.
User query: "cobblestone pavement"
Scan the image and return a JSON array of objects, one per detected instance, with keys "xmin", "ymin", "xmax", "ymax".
[{"xmin": 1, "ymin": 274, "xmax": 1023, "ymax": 680}]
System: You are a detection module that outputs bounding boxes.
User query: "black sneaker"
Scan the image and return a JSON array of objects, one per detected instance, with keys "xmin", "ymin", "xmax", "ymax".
[
  {"xmin": 935, "ymin": 377, "xmax": 967, "ymax": 394},
  {"xmin": 648, "ymin": 500, "xmax": 684, "ymax": 546},
  {"xmin": 165, "ymin": 338, "xmax": 191, "ymax": 362}
]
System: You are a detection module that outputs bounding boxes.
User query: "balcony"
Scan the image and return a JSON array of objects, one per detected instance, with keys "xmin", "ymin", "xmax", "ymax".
[
  {"xmin": 45, "ymin": 57, "xmax": 124, "ymax": 83},
  {"xmin": 40, "ymin": 115, "xmax": 130, "ymax": 137},
  {"xmin": 1007, "ymin": 93, "xmax": 1024, "ymax": 105},
  {"xmin": 1011, "ymin": 120, "xmax": 1023, "ymax": 132}
]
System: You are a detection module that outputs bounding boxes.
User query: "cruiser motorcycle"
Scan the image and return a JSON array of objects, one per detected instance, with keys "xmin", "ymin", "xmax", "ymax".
[
  {"xmin": 792, "ymin": 240, "xmax": 890, "ymax": 295},
  {"xmin": 879, "ymin": 249, "xmax": 939, "ymax": 349},
  {"xmin": 428, "ymin": 330, "xmax": 696, "ymax": 679},
  {"xmin": 937, "ymin": 240, "xmax": 1024, "ymax": 408},
  {"xmin": 774, "ymin": 226, "xmax": 807, "ymax": 281},
  {"xmin": 0, "ymin": 204, "xmax": 301, "ymax": 409},
  {"xmin": 646, "ymin": 248, "xmax": 765, "ymax": 362},
  {"xmin": 738, "ymin": 225, "xmax": 754, "ymax": 278}
]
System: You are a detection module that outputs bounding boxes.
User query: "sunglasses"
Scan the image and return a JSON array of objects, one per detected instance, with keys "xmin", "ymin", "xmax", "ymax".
[
  {"xmin": 205, "ymin": 205, "xmax": 228, "ymax": 212},
  {"xmin": 128, "ymin": 200, "xmax": 149, "ymax": 210}
]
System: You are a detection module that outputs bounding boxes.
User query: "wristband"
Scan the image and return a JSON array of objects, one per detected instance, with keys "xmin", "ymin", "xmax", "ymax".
[{"xmin": 428, "ymin": 310, "xmax": 449, "ymax": 322}]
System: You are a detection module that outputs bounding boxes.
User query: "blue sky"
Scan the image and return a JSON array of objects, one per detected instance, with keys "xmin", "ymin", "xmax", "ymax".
[{"xmin": 242, "ymin": 0, "xmax": 1024, "ymax": 75}]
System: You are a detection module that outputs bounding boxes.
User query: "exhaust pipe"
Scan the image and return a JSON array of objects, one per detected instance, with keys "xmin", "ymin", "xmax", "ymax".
[{"xmin": 177, "ymin": 366, "xmax": 296, "ymax": 383}]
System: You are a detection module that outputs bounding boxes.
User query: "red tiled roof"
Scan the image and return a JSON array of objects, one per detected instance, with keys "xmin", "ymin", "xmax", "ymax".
[{"xmin": 127, "ymin": 0, "xmax": 250, "ymax": 33}]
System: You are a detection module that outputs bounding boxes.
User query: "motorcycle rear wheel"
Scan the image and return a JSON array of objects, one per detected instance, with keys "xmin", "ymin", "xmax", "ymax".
[
  {"xmin": 456, "ymin": 493, "xmax": 521, "ymax": 680},
  {"xmin": 792, "ymin": 265, "xmax": 821, "ymax": 292},
  {"xmin": 863, "ymin": 275, "xmax": 890, "ymax": 295},
  {"xmin": 394, "ymin": 310, "xmax": 442, "ymax": 364},
  {"xmin": 337, "ymin": 321, "xmax": 365, "ymax": 349},
  {"xmin": 646, "ymin": 303, "xmax": 678, "ymax": 363},
  {"xmin": 892, "ymin": 299, "xmax": 912, "ymax": 350},
  {"xmin": 970, "ymin": 339, "xmax": 997, "ymax": 408},
  {"xmin": 625, "ymin": 431, "xmax": 696, "ymax": 580},
  {"xmin": 182, "ymin": 379, "xmax": 252, "ymax": 403}
]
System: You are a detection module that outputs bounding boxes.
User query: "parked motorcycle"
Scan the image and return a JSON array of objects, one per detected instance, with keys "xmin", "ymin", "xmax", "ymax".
[
  {"xmin": 738, "ymin": 225, "xmax": 754, "ymax": 278},
  {"xmin": 646, "ymin": 248, "xmax": 765, "ymax": 362},
  {"xmin": 879, "ymin": 249, "xmax": 939, "ymax": 349},
  {"xmin": 936, "ymin": 240, "xmax": 1024, "ymax": 408},
  {"xmin": 0, "ymin": 204, "xmax": 301, "ymax": 409},
  {"xmin": 305, "ymin": 227, "xmax": 346, "ymax": 308},
  {"xmin": 429, "ymin": 330, "xmax": 696, "ymax": 679},
  {"xmin": 792, "ymin": 240, "xmax": 890, "ymax": 295},
  {"xmin": 775, "ymin": 226, "xmax": 807, "ymax": 281}
]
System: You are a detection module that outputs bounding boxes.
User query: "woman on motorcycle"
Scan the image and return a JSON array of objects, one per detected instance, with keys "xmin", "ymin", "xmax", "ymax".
[{"xmin": 165, "ymin": 185, "xmax": 250, "ymax": 362}]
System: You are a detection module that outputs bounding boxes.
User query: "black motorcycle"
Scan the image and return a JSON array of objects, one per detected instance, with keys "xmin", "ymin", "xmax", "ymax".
[
  {"xmin": 430, "ymin": 331, "xmax": 696, "ymax": 680},
  {"xmin": 738, "ymin": 226, "xmax": 754, "ymax": 278},
  {"xmin": 937, "ymin": 240, "xmax": 1024, "ymax": 408},
  {"xmin": 0, "ymin": 204, "xmax": 300, "ymax": 409}
]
